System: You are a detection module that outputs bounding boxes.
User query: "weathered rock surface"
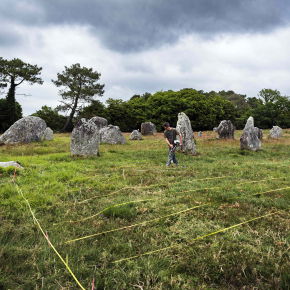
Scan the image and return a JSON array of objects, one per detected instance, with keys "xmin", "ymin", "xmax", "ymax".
[
  {"xmin": 100, "ymin": 125, "xmax": 126, "ymax": 144},
  {"xmin": 240, "ymin": 117, "xmax": 261, "ymax": 151},
  {"xmin": 71, "ymin": 118, "xmax": 100, "ymax": 156},
  {"xmin": 43, "ymin": 127, "xmax": 53, "ymax": 141},
  {"xmin": 90, "ymin": 116, "xmax": 108, "ymax": 130},
  {"xmin": 176, "ymin": 112, "xmax": 196, "ymax": 155},
  {"xmin": 130, "ymin": 130, "xmax": 143, "ymax": 140},
  {"xmin": 0, "ymin": 116, "xmax": 46, "ymax": 145},
  {"xmin": 198, "ymin": 131, "xmax": 202, "ymax": 137},
  {"xmin": 215, "ymin": 120, "xmax": 235, "ymax": 139},
  {"xmin": 269, "ymin": 126, "xmax": 283, "ymax": 138},
  {"xmin": 254, "ymin": 127, "xmax": 263, "ymax": 140},
  {"xmin": 0, "ymin": 161, "xmax": 24, "ymax": 169},
  {"xmin": 213, "ymin": 127, "xmax": 218, "ymax": 132},
  {"xmin": 141, "ymin": 122, "xmax": 156, "ymax": 135}
]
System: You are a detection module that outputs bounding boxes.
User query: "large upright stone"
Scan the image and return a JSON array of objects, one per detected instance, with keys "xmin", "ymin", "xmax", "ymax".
[
  {"xmin": 100, "ymin": 125, "xmax": 126, "ymax": 144},
  {"xmin": 254, "ymin": 127, "xmax": 263, "ymax": 140},
  {"xmin": 215, "ymin": 120, "xmax": 235, "ymax": 139},
  {"xmin": 71, "ymin": 118, "xmax": 100, "ymax": 156},
  {"xmin": 269, "ymin": 126, "xmax": 283, "ymax": 138},
  {"xmin": 130, "ymin": 130, "xmax": 143, "ymax": 140},
  {"xmin": 0, "ymin": 116, "xmax": 46, "ymax": 145},
  {"xmin": 43, "ymin": 127, "xmax": 53, "ymax": 141},
  {"xmin": 240, "ymin": 117, "xmax": 261, "ymax": 151},
  {"xmin": 141, "ymin": 122, "xmax": 156, "ymax": 135},
  {"xmin": 90, "ymin": 117, "xmax": 108, "ymax": 130},
  {"xmin": 176, "ymin": 112, "xmax": 197, "ymax": 155}
]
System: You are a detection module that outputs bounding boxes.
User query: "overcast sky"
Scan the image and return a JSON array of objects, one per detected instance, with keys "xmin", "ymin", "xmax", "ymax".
[{"xmin": 1, "ymin": 0, "xmax": 290, "ymax": 116}]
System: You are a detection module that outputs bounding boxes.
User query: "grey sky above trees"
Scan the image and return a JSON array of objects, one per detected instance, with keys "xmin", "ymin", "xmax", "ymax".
[{"xmin": 1, "ymin": 0, "xmax": 290, "ymax": 115}]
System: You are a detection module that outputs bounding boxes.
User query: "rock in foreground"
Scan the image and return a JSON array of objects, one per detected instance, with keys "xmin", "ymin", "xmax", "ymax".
[
  {"xmin": 130, "ymin": 130, "xmax": 143, "ymax": 140},
  {"xmin": 0, "ymin": 116, "xmax": 47, "ymax": 145},
  {"xmin": 141, "ymin": 122, "xmax": 156, "ymax": 135},
  {"xmin": 100, "ymin": 125, "xmax": 126, "ymax": 144},
  {"xmin": 240, "ymin": 117, "xmax": 261, "ymax": 151},
  {"xmin": 43, "ymin": 127, "xmax": 53, "ymax": 141},
  {"xmin": 269, "ymin": 126, "xmax": 283, "ymax": 138},
  {"xmin": 176, "ymin": 112, "xmax": 196, "ymax": 155},
  {"xmin": 215, "ymin": 120, "xmax": 235, "ymax": 139},
  {"xmin": 71, "ymin": 118, "xmax": 100, "ymax": 156},
  {"xmin": 0, "ymin": 161, "xmax": 24, "ymax": 169}
]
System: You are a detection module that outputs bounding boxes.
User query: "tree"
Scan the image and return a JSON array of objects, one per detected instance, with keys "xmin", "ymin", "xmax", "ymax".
[
  {"xmin": 0, "ymin": 57, "xmax": 43, "ymax": 125},
  {"xmin": 52, "ymin": 63, "xmax": 105, "ymax": 132},
  {"xmin": 0, "ymin": 98, "xmax": 22, "ymax": 133},
  {"xmin": 258, "ymin": 88, "xmax": 281, "ymax": 104}
]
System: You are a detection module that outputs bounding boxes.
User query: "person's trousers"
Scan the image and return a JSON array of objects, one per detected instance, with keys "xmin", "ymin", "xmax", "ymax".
[{"xmin": 166, "ymin": 147, "xmax": 178, "ymax": 166}]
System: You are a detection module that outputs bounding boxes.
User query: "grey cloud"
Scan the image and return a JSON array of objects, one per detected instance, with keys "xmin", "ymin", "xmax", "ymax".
[{"xmin": 1, "ymin": 0, "xmax": 290, "ymax": 52}]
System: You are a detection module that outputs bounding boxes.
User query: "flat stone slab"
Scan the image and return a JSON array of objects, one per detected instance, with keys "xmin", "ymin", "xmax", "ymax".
[{"xmin": 0, "ymin": 161, "xmax": 23, "ymax": 169}]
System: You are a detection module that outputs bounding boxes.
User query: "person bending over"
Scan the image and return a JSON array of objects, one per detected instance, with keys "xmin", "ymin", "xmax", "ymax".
[{"xmin": 163, "ymin": 122, "xmax": 182, "ymax": 167}]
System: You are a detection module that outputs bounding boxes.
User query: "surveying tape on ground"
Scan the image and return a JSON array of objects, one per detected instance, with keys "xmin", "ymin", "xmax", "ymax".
[
  {"xmin": 59, "ymin": 177, "xmax": 285, "ymax": 225},
  {"xmin": 13, "ymin": 181, "xmax": 86, "ymax": 290},
  {"xmin": 53, "ymin": 198, "xmax": 155, "ymax": 226},
  {"xmin": 111, "ymin": 209, "xmax": 288, "ymax": 264},
  {"xmin": 64, "ymin": 184, "xmax": 290, "ymax": 244}
]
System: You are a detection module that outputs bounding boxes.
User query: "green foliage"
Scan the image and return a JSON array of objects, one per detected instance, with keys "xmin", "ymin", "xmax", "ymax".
[
  {"xmin": 0, "ymin": 57, "xmax": 43, "ymax": 126},
  {"xmin": 0, "ymin": 98, "xmax": 22, "ymax": 133},
  {"xmin": 52, "ymin": 63, "xmax": 105, "ymax": 131},
  {"xmin": 77, "ymin": 100, "xmax": 107, "ymax": 120},
  {"xmin": 30, "ymin": 105, "xmax": 73, "ymax": 132},
  {"xmin": 258, "ymin": 88, "xmax": 281, "ymax": 104}
]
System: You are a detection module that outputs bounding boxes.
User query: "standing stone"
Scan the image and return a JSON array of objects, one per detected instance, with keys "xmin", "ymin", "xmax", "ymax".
[
  {"xmin": 215, "ymin": 120, "xmax": 235, "ymax": 139},
  {"xmin": 198, "ymin": 131, "xmax": 202, "ymax": 137},
  {"xmin": 130, "ymin": 130, "xmax": 143, "ymax": 140},
  {"xmin": 90, "ymin": 116, "xmax": 108, "ymax": 130},
  {"xmin": 43, "ymin": 127, "xmax": 53, "ymax": 141},
  {"xmin": 0, "ymin": 161, "xmax": 24, "ymax": 169},
  {"xmin": 141, "ymin": 122, "xmax": 156, "ymax": 135},
  {"xmin": 100, "ymin": 125, "xmax": 126, "ymax": 144},
  {"xmin": 269, "ymin": 126, "xmax": 283, "ymax": 138},
  {"xmin": 254, "ymin": 127, "xmax": 263, "ymax": 140},
  {"xmin": 0, "ymin": 116, "xmax": 46, "ymax": 145},
  {"xmin": 71, "ymin": 118, "xmax": 100, "ymax": 156},
  {"xmin": 240, "ymin": 117, "xmax": 261, "ymax": 151},
  {"xmin": 176, "ymin": 112, "xmax": 197, "ymax": 155}
]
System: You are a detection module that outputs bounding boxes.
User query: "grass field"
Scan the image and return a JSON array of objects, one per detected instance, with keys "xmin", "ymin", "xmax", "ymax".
[{"xmin": 0, "ymin": 130, "xmax": 290, "ymax": 289}]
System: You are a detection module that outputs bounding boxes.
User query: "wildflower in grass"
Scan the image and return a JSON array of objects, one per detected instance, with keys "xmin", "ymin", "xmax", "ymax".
[
  {"xmin": 104, "ymin": 217, "xmax": 107, "ymax": 220},
  {"xmin": 100, "ymin": 214, "xmax": 102, "ymax": 217}
]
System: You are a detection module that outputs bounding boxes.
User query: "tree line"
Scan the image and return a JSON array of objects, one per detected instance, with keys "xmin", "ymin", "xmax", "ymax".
[{"xmin": 1, "ymin": 57, "xmax": 290, "ymax": 133}]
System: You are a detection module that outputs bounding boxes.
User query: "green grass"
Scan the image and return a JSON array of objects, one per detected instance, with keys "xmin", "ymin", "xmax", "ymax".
[{"xmin": 1, "ymin": 130, "xmax": 290, "ymax": 289}]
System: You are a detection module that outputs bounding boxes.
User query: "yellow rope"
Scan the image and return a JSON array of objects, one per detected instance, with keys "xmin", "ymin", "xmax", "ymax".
[{"xmin": 13, "ymin": 182, "xmax": 86, "ymax": 290}]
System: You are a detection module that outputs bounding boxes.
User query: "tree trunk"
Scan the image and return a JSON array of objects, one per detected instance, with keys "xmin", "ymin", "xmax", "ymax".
[
  {"xmin": 6, "ymin": 78, "xmax": 16, "ymax": 125},
  {"xmin": 62, "ymin": 97, "xmax": 79, "ymax": 132}
]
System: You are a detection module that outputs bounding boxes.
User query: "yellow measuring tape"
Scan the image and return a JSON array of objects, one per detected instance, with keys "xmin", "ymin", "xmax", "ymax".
[
  {"xmin": 13, "ymin": 182, "xmax": 86, "ymax": 290},
  {"xmin": 53, "ymin": 198, "xmax": 155, "ymax": 225},
  {"xmin": 112, "ymin": 209, "xmax": 287, "ymax": 263},
  {"xmin": 65, "ymin": 184, "xmax": 290, "ymax": 244}
]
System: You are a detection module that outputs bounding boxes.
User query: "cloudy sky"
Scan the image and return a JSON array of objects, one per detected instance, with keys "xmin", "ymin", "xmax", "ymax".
[{"xmin": 1, "ymin": 0, "xmax": 290, "ymax": 116}]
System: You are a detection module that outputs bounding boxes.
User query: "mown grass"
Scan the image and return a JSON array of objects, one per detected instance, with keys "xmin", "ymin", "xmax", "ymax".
[{"xmin": 0, "ymin": 130, "xmax": 290, "ymax": 289}]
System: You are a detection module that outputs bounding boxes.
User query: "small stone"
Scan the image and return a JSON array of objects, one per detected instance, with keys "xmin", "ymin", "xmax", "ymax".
[
  {"xmin": 130, "ymin": 130, "xmax": 143, "ymax": 140},
  {"xmin": 240, "ymin": 116, "xmax": 261, "ymax": 151},
  {"xmin": 215, "ymin": 120, "xmax": 235, "ymax": 139},
  {"xmin": 141, "ymin": 122, "xmax": 156, "ymax": 135},
  {"xmin": 100, "ymin": 125, "xmax": 126, "ymax": 144},
  {"xmin": 0, "ymin": 116, "xmax": 46, "ymax": 145},
  {"xmin": 0, "ymin": 161, "xmax": 24, "ymax": 169},
  {"xmin": 176, "ymin": 112, "xmax": 196, "ymax": 155},
  {"xmin": 70, "ymin": 118, "xmax": 100, "ymax": 156},
  {"xmin": 269, "ymin": 126, "xmax": 282, "ymax": 138},
  {"xmin": 198, "ymin": 131, "xmax": 202, "ymax": 137},
  {"xmin": 43, "ymin": 127, "xmax": 53, "ymax": 141}
]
